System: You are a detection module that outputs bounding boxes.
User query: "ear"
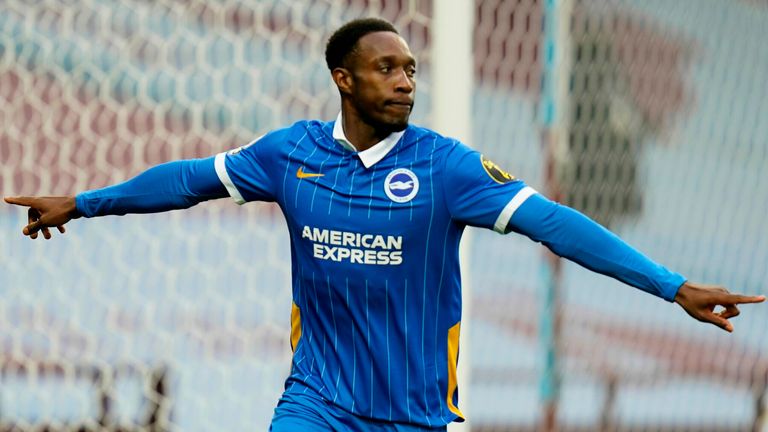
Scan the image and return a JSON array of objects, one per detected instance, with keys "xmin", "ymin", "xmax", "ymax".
[{"xmin": 332, "ymin": 67, "xmax": 354, "ymax": 96}]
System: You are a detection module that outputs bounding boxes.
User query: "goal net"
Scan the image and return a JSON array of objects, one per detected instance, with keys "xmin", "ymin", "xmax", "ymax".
[
  {"xmin": 470, "ymin": 1, "xmax": 768, "ymax": 431},
  {"xmin": 1, "ymin": 1, "xmax": 767, "ymax": 431}
]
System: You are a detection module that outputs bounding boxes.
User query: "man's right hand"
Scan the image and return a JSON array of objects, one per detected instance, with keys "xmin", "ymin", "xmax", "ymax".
[{"xmin": 4, "ymin": 196, "xmax": 80, "ymax": 239}]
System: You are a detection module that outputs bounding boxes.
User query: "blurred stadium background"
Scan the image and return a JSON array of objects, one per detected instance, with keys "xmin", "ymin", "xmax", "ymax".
[{"xmin": 1, "ymin": 0, "xmax": 767, "ymax": 431}]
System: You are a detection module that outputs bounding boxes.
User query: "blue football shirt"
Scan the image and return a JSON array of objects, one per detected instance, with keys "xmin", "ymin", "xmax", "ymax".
[{"xmin": 214, "ymin": 115, "xmax": 535, "ymax": 427}]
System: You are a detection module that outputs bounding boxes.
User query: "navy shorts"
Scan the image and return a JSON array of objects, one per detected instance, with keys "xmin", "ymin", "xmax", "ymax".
[{"xmin": 269, "ymin": 388, "xmax": 447, "ymax": 432}]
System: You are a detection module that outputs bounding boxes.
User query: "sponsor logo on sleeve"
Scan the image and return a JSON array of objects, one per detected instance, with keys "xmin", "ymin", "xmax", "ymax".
[
  {"xmin": 481, "ymin": 155, "xmax": 515, "ymax": 184},
  {"xmin": 384, "ymin": 168, "xmax": 419, "ymax": 203}
]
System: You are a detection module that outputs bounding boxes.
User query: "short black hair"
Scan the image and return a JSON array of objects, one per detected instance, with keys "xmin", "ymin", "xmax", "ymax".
[{"xmin": 325, "ymin": 18, "xmax": 399, "ymax": 70}]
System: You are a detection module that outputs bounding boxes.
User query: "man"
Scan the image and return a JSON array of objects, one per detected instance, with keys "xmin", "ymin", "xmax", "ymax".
[{"xmin": 5, "ymin": 18, "xmax": 764, "ymax": 432}]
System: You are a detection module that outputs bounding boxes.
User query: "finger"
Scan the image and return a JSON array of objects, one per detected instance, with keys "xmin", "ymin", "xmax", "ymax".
[
  {"xmin": 724, "ymin": 294, "xmax": 766, "ymax": 304},
  {"xmin": 717, "ymin": 304, "xmax": 740, "ymax": 320},
  {"xmin": 42, "ymin": 226, "xmax": 52, "ymax": 240},
  {"xmin": 27, "ymin": 207, "xmax": 41, "ymax": 232},
  {"xmin": 57, "ymin": 225, "xmax": 66, "ymax": 234},
  {"xmin": 4, "ymin": 196, "xmax": 35, "ymax": 207}
]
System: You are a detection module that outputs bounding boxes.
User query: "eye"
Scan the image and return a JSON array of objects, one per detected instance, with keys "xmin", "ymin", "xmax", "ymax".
[
  {"xmin": 379, "ymin": 65, "xmax": 391, "ymax": 73},
  {"xmin": 406, "ymin": 66, "xmax": 416, "ymax": 77}
]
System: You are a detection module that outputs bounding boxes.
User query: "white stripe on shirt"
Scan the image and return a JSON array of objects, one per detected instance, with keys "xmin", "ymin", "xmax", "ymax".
[
  {"xmin": 493, "ymin": 186, "xmax": 537, "ymax": 233},
  {"xmin": 214, "ymin": 152, "xmax": 246, "ymax": 205}
]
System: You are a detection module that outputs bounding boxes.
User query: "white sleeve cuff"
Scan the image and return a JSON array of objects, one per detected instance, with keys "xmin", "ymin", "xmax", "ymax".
[
  {"xmin": 214, "ymin": 152, "xmax": 246, "ymax": 205},
  {"xmin": 493, "ymin": 186, "xmax": 537, "ymax": 233}
]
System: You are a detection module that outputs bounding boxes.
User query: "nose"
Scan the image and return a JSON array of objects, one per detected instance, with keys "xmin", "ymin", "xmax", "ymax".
[{"xmin": 395, "ymin": 69, "xmax": 414, "ymax": 93}]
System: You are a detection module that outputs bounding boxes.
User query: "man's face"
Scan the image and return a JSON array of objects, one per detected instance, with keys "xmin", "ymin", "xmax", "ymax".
[{"xmin": 345, "ymin": 32, "xmax": 416, "ymax": 132}]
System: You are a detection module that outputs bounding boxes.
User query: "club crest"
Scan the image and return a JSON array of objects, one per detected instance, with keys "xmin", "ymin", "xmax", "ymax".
[{"xmin": 384, "ymin": 168, "xmax": 419, "ymax": 203}]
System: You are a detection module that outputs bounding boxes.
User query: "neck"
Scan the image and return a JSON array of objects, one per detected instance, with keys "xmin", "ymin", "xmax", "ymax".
[{"xmin": 340, "ymin": 105, "xmax": 391, "ymax": 152}]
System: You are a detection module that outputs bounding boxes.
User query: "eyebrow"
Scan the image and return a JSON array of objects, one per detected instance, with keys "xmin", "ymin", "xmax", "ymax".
[{"xmin": 373, "ymin": 54, "xmax": 417, "ymax": 65}]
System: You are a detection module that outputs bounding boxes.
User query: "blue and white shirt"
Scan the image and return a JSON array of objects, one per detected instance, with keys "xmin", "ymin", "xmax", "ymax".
[
  {"xmin": 76, "ymin": 113, "xmax": 684, "ymax": 428},
  {"xmin": 214, "ymin": 114, "xmax": 537, "ymax": 426}
]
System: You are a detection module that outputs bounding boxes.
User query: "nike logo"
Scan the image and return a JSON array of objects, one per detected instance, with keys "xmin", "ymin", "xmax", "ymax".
[{"xmin": 296, "ymin": 167, "xmax": 324, "ymax": 179}]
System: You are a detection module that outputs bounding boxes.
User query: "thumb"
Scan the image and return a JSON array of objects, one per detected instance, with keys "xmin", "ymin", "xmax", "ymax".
[
  {"xmin": 24, "ymin": 219, "xmax": 44, "ymax": 236},
  {"xmin": 705, "ymin": 312, "xmax": 734, "ymax": 333}
]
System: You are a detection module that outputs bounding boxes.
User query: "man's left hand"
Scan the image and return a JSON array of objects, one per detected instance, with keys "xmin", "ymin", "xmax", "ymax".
[{"xmin": 674, "ymin": 282, "xmax": 765, "ymax": 332}]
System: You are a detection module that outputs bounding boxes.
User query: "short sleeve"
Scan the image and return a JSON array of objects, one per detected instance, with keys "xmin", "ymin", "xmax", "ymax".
[
  {"xmin": 443, "ymin": 142, "xmax": 537, "ymax": 233},
  {"xmin": 214, "ymin": 131, "xmax": 282, "ymax": 204}
]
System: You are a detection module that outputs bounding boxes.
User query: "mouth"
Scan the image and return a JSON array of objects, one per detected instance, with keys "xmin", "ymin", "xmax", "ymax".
[{"xmin": 386, "ymin": 101, "xmax": 413, "ymax": 112}]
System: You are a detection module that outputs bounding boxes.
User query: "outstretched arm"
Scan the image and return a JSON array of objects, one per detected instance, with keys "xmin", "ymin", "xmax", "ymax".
[
  {"xmin": 508, "ymin": 193, "xmax": 764, "ymax": 332},
  {"xmin": 4, "ymin": 156, "xmax": 227, "ymax": 239}
]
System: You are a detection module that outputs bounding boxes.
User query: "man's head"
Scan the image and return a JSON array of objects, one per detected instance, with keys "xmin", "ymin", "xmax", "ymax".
[{"xmin": 326, "ymin": 18, "xmax": 416, "ymax": 133}]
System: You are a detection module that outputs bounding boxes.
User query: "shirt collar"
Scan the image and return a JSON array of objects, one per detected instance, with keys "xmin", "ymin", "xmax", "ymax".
[{"xmin": 332, "ymin": 112, "xmax": 405, "ymax": 168}]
